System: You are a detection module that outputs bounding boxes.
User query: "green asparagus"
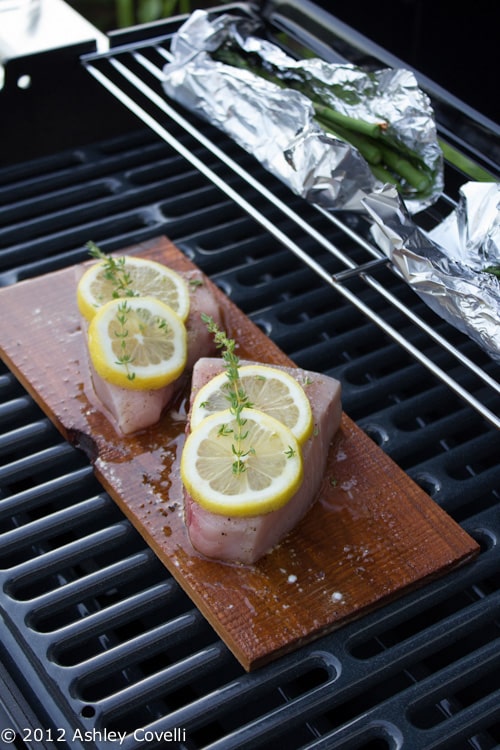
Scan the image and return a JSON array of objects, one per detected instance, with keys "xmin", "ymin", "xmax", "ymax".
[
  {"xmin": 483, "ymin": 265, "xmax": 500, "ymax": 278},
  {"xmin": 212, "ymin": 43, "xmax": 435, "ymax": 198}
]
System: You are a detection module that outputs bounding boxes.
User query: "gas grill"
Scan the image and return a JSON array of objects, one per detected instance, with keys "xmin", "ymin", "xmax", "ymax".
[{"xmin": 1, "ymin": 1, "xmax": 499, "ymax": 748}]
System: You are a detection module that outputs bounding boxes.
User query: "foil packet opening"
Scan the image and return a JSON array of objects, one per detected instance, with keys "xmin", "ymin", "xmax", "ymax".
[
  {"xmin": 162, "ymin": 9, "xmax": 443, "ymax": 214},
  {"xmin": 363, "ymin": 182, "xmax": 500, "ymax": 363}
]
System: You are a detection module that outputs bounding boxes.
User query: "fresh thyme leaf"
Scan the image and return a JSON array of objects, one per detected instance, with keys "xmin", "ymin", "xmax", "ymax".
[
  {"xmin": 202, "ymin": 314, "xmax": 254, "ymax": 475},
  {"xmin": 202, "ymin": 314, "xmax": 301, "ymax": 475},
  {"xmin": 86, "ymin": 240, "xmax": 106, "ymax": 261},
  {"xmin": 114, "ymin": 301, "xmax": 136, "ymax": 381},
  {"xmin": 86, "ymin": 241, "xmax": 138, "ymax": 299}
]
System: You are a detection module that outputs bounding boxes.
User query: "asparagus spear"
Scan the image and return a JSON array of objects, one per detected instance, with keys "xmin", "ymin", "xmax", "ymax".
[
  {"xmin": 212, "ymin": 43, "xmax": 433, "ymax": 197},
  {"xmin": 378, "ymin": 143, "xmax": 431, "ymax": 192},
  {"xmin": 315, "ymin": 118, "xmax": 383, "ymax": 165},
  {"xmin": 311, "ymin": 102, "xmax": 385, "ymax": 140},
  {"xmin": 214, "ymin": 46, "xmax": 385, "ymax": 137},
  {"xmin": 483, "ymin": 265, "xmax": 500, "ymax": 278}
]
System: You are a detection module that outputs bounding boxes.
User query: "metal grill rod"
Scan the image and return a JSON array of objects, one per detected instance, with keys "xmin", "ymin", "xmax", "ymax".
[
  {"xmin": 318, "ymin": 202, "xmax": 500, "ymax": 393},
  {"xmin": 147, "ymin": 47, "xmax": 500, "ymax": 405},
  {"xmin": 82, "ymin": 45, "xmax": 500, "ymax": 429}
]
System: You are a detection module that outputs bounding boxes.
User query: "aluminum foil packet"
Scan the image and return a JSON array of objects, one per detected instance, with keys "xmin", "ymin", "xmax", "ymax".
[
  {"xmin": 162, "ymin": 9, "xmax": 443, "ymax": 213},
  {"xmin": 363, "ymin": 182, "xmax": 500, "ymax": 363}
]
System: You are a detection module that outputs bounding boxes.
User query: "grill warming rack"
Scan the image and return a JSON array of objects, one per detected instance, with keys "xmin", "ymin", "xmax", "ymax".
[{"xmin": 81, "ymin": 18, "xmax": 500, "ymax": 430}]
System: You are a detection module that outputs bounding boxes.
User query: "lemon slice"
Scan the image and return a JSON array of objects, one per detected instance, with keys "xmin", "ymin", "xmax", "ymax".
[
  {"xmin": 77, "ymin": 255, "xmax": 190, "ymax": 322},
  {"xmin": 190, "ymin": 364, "xmax": 314, "ymax": 444},
  {"xmin": 88, "ymin": 296, "xmax": 187, "ymax": 390},
  {"xmin": 181, "ymin": 408, "xmax": 303, "ymax": 516}
]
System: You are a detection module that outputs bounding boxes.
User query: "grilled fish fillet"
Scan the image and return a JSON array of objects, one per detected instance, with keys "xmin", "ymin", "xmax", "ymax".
[
  {"xmin": 184, "ymin": 358, "xmax": 342, "ymax": 564},
  {"xmin": 87, "ymin": 270, "xmax": 223, "ymax": 434}
]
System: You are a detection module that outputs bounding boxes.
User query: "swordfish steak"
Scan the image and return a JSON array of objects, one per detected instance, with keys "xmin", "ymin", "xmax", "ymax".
[
  {"xmin": 87, "ymin": 270, "xmax": 223, "ymax": 435},
  {"xmin": 184, "ymin": 358, "xmax": 342, "ymax": 564}
]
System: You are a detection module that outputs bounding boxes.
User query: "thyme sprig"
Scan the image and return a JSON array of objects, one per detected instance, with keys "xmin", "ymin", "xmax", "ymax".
[
  {"xmin": 114, "ymin": 301, "xmax": 136, "ymax": 382},
  {"xmin": 201, "ymin": 313, "xmax": 254, "ymax": 475},
  {"xmin": 201, "ymin": 314, "xmax": 298, "ymax": 474},
  {"xmin": 87, "ymin": 241, "xmax": 138, "ymax": 299},
  {"xmin": 112, "ymin": 301, "xmax": 169, "ymax": 383}
]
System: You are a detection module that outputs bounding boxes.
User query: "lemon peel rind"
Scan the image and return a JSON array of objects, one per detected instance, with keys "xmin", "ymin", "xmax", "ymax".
[
  {"xmin": 190, "ymin": 363, "xmax": 314, "ymax": 444},
  {"xmin": 181, "ymin": 408, "xmax": 304, "ymax": 517},
  {"xmin": 77, "ymin": 256, "xmax": 191, "ymax": 322},
  {"xmin": 88, "ymin": 296, "xmax": 187, "ymax": 391}
]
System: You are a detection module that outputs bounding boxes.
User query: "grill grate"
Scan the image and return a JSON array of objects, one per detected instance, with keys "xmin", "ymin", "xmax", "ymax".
[{"xmin": 1, "ymin": 2, "xmax": 500, "ymax": 749}]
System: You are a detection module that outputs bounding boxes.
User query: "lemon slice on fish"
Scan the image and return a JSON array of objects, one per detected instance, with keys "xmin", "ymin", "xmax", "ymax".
[
  {"xmin": 190, "ymin": 364, "xmax": 314, "ymax": 444},
  {"xmin": 77, "ymin": 255, "xmax": 190, "ymax": 322},
  {"xmin": 88, "ymin": 296, "xmax": 187, "ymax": 390},
  {"xmin": 181, "ymin": 408, "xmax": 303, "ymax": 516}
]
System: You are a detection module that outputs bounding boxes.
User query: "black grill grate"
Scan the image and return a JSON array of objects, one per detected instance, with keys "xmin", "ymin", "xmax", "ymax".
[{"xmin": 1, "ymin": 2, "xmax": 500, "ymax": 748}]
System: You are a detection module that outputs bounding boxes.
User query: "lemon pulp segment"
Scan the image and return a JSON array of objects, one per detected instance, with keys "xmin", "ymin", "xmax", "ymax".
[
  {"xmin": 77, "ymin": 256, "xmax": 190, "ymax": 322},
  {"xmin": 190, "ymin": 364, "xmax": 313, "ymax": 443},
  {"xmin": 88, "ymin": 296, "xmax": 187, "ymax": 390},
  {"xmin": 181, "ymin": 408, "xmax": 303, "ymax": 516}
]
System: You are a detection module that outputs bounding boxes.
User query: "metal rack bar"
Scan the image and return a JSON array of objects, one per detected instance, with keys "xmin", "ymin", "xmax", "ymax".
[{"xmin": 82, "ymin": 36, "xmax": 500, "ymax": 430}]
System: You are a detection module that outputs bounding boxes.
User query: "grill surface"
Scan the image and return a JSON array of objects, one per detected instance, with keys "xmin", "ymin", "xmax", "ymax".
[{"xmin": 1, "ymin": 2, "xmax": 500, "ymax": 748}]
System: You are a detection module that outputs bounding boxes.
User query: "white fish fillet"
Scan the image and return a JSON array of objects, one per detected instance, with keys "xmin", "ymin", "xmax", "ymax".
[
  {"xmin": 184, "ymin": 358, "xmax": 342, "ymax": 564},
  {"xmin": 87, "ymin": 270, "xmax": 223, "ymax": 434}
]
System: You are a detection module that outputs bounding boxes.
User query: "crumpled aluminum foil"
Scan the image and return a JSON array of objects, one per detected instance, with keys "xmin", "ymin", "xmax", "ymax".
[
  {"xmin": 363, "ymin": 182, "xmax": 500, "ymax": 363},
  {"xmin": 162, "ymin": 9, "xmax": 443, "ymax": 214}
]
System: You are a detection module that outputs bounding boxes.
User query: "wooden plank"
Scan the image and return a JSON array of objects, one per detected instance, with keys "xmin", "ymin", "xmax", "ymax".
[{"xmin": 0, "ymin": 236, "xmax": 479, "ymax": 670}]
